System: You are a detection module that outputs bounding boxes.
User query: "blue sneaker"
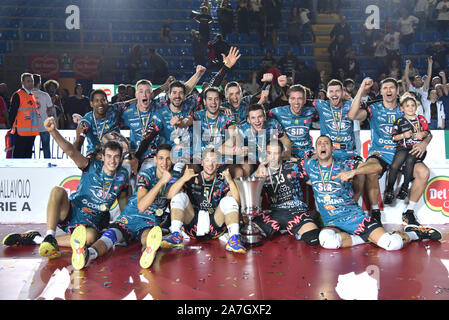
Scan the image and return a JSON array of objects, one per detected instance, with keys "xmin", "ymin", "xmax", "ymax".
[
  {"xmin": 225, "ymin": 234, "xmax": 246, "ymax": 254},
  {"xmin": 161, "ymin": 231, "xmax": 184, "ymax": 248}
]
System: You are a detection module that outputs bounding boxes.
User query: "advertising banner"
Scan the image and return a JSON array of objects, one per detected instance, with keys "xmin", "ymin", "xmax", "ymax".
[
  {"xmin": 29, "ymin": 55, "xmax": 60, "ymax": 79},
  {"xmin": 0, "ymin": 130, "xmax": 448, "ymax": 224},
  {"xmin": 73, "ymin": 55, "xmax": 101, "ymax": 80}
]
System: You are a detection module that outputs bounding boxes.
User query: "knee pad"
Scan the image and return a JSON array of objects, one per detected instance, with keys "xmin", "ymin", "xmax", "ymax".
[
  {"xmin": 377, "ymin": 232, "xmax": 403, "ymax": 251},
  {"xmin": 219, "ymin": 196, "xmax": 239, "ymax": 215},
  {"xmin": 319, "ymin": 229, "xmax": 342, "ymax": 249},
  {"xmin": 100, "ymin": 228, "xmax": 123, "ymax": 250},
  {"xmin": 171, "ymin": 192, "xmax": 189, "ymax": 211},
  {"xmin": 300, "ymin": 229, "xmax": 320, "ymax": 246}
]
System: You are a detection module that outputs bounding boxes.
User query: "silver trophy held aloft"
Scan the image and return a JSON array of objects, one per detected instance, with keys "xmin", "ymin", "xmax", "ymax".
[{"xmin": 234, "ymin": 177, "xmax": 265, "ymax": 247}]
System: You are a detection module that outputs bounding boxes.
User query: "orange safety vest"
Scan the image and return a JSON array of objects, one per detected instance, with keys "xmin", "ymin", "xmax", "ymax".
[{"xmin": 11, "ymin": 89, "xmax": 40, "ymax": 136}]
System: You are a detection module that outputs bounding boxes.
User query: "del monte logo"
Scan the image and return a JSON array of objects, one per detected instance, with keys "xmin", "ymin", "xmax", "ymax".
[{"xmin": 424, "ymin": 176, "xmax": 449, "ymax": 216}]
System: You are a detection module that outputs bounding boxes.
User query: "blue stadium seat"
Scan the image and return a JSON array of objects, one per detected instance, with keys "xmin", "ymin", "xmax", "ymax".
[
  {"xmin": 54, "ymin": 31, "xmax": 80, "ymax": 42},
  {"xmin": 116, "ymin": 58, "xmax": 127, "ymax": 69},
  {"xmin": 302, "ymin": 46, "xmax": 313, "ymax": 56},
  {"xmin": 23, "ymin": 31, "xmax": 44, "ymax": 41}
]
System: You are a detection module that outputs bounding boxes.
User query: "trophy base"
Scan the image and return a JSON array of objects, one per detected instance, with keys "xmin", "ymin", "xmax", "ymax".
[{"xmin": 242, "ymin": 235, "xmax": 263, "ymax": 247}]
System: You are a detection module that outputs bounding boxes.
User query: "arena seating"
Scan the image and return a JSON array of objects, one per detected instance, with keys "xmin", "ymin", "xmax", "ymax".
[{"xmin": 0, "ymin": 0, "xmax": 446, "ymax": 85}]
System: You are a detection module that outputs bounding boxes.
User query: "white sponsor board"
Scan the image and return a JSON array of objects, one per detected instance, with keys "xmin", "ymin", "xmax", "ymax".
[{"xmin": 0, "ymin": 130, "xmax": 448, "ymax": 224}]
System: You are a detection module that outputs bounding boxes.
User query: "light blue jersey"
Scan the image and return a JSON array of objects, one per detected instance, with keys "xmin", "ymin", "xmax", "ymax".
[
  {"xmin": 237, "ymin": 118, "xmax": 285, "ymax": 163},
  {"xmin": 112, "ymin": 166, "xmax": 179, "ymax": 241},
  {"xmin": 268, "ymin": 104, "xmax": 318, "ymax": 158},
  {"xmin": 79, "ymin": 109, "xmax": 121, "ymax": 156},
  {"xmin": 366, "ymin": 101, "xmax": 403, "ymax": 165},
  {"xmin": 116, "ymin": 102, "xmax": 162, "ymax": 161},
  {"xmin": 60, "ymin": 159, "xmax": 129, "ymax": 233},
  {"xmin": 302, "ymin": 157, "xmax": 366, "ymax": 229},
  {"xmin": 313, "ymin": 99, "xmax": 356, "ymax": 161}
]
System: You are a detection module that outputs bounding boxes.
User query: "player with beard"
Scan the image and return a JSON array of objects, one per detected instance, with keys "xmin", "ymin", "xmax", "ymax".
[
  {"xmin": 161, "ymin": 148, "xmax": 246, "ymax": 253},
  {"xmin": 69, "ymin": 144, "xmax": 180, "ymax": 270},
  {"xmin": 349, "ymin": 78, "xmax": 433, "ymax": 226},
  {"xmin": 3, "ymin": 117, "xmax": 130, "ymax": 259},
  {"xmin": 222, "ymin": 75, "xmax": 271, "ymax": 126},
  {"xmin": 311, "ymin": 79, "xmax": 365, "ymax": 201},
  {"xmin": 252, "ymin": 139, "xmax": 320, "ymax": 245},
  {"xmin": 302, "ymin": 135, "xmax": 441, "ymax": 250},
  {"xmin": 268, "ymin": 84, "xmax": 318, "ymax": 159}
]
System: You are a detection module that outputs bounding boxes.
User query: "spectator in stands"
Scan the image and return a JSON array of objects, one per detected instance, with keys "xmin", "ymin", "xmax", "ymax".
[
  {"xmin": 294, "ymin": 61, "xmax": 321, "ymax": 93},
  {"xmin": 249, "ymin": 0, "xmax": 263, "ymax": 32},
  {"xmin": 263, "ymin": 0, "xmax": 283, "ymax": 48},
  {"xmin": 237, "ymin": 0, "xmax": 250, "ymax": 37},
  {"xmin": 436, "ymin": 71, "xmax": 449, "ymax": 129},
  {"xmin": 426, "ymin": 89, "xmax": 446, "ymax": 129},
  {"xmin": 287, "ymin": 7, "xmax": 302, "ymax": 50},
  {"xmin": 360, "ymin": 24, "xmax": 378, "ymax": 56},
  {"xmin": 405, "ymin": 59, "xmax": 420, "ymax": 79},
  {"xmin": 9, "ymin": 73, "xmax": 39, "ymax": 158},
  {"xmin": 299, "ymin": 7, "xmax": 316, "ymax": 42},
  {"xmin": 425, "ymin": 41, "xmax": 449, "ymax": 76},
  {"xmin": 436, "ymin": 0, "xmax": 449, "ymax": 38},
  {"xmin": 387, "ymin": 58, "xmax": 402, "ymax": 80},
  {"xmin": 217, "ymin": 0, "xmax": 234, "ymax": 38},
  {"xmin": 397, "ymin": 7, "xmax": 419, "ymax": 52},
  {"xmin": 160, "ymin": 19, "xmax": 171, "ymax": 44},
  {"xmin": 328, "ymin": 34, "xmax": 349, "ymax": 77},
  {"xmin": 201, "ymin": 0, "xmax": 212, "ymax": 13},
  {"xmin": 278, "ymin": 49, "xmax": 298, "ymax": 77},
  {"xmin": 0, "ymin": 83, "xmax": 10, "ymax": 112},
  {"xmin": 373, "ymin": 33, "xmax": 388, "ymax": 75},
  {"xmin": 243, "ymin": 71, "xmax": 261, "ymax": 95},
  {"xmin": 0, "ymin": 95, "xmax": 9, "ymax": 129},
  {"xmin": 261, "ymin": 49, "xmax": 276, "ymax": 69},
  {"xmin": 65, "ymin": 84, "xmax": 90, "ymax": 129},
  {"xmin": 127, "ymin": 44, "xmax": 143, "ymax": 84},
  {"xmin": 414, "ymin": 0, "xmax": 433, "ymax": 30},
  {"xmin": 111, "ymin": 84, "xmax": 130, "ymax": 103},
  {"xmin": 210, "ymin": 34, "xmax": 231, "ymax": 68},
  {"xmin": 194, "ymin": 6, "xmax": 213, "ymax": 45},
  {"xmin": 126, "ymin": 84, "xmax": 136, "ymax": 99},
  {"xmin": 344, "ymin": 49, "xmax": 360, "ymax": 82},
  {"xmin": 330, "ymin": 15, "xmax": 352, "ymax": 47},
  {"xmin": 147, "ymin": 48, "xmax": 169, "ymax": 85},
  {"xmin": 384, "ymin": 26, "xmax": 401, "ymax": 62},
  {"xmin": 192, "ymin": 30, "xmax": 207, "ymax": 67},
  {"xmin": 44, "ymin": 79, "xmax": 65, "ymax": 129},
  {"xmin": 31, "ymin": 74, "xmax": 53, "ymax": 159}
]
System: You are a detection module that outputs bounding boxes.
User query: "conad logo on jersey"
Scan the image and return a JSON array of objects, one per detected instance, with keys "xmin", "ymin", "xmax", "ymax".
[
  {"xmin": 424, "ymin": 176, "xmax": 449, "ymax": 217},
  {"xmin": 59, "ymin": 175, "xmax": 118, "ymax": 210}
]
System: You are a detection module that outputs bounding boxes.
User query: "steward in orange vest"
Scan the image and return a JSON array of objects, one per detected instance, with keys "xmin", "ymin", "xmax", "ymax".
[{"xmin": 10, "ymin": 88, "xmax": 40, "ymax": 136}]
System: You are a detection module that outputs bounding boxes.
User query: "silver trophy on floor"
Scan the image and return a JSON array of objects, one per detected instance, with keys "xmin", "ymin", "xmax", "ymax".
[{"xmin": 234, "ymin": 177, "xmax": 265, "ymax": 247}]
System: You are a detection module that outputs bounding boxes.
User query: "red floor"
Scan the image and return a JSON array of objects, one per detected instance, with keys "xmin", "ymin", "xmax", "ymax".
[{"xmin": 1, "ymin": 223, "xmax": 449, "ymax": 300}]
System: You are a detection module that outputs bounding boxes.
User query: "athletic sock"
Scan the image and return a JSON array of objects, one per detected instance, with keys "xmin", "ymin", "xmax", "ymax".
[
  {"xmin": 371, "ymin": 204, "xmax": 379, "ymax": 210},
  {"xmin": 406, "ymin": 201, "xmax": 417, "ymax": 212},
  {"xmin": 350, "ymin": 235, "xmax": 365, "ymax": 246},
  {"xmin": 406, "ymin": 231, "xmax": 419, "ymax": 241},
  {"xmin": 46, "ymin": 230, "xmax": 56, "ymax": 237},
  {"xmin": 169, "ymin": 220, "xmax": 183, "ymax": 234},
  {"xmin": 227, "ymin": 223, "xmax": 239, "ymax": 236}
]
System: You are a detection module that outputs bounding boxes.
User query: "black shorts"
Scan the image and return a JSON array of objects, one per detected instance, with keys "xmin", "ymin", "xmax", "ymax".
[
  {"xmin": 183, "ymin": 209, "xmax": 226, "ymax": 240},
  {"xmin": 366, "ymin": 154, "xmax": 390, "ymax": 178},
  {"xmin": 253, "ymin": 208, "xmax": 315, "ymax": 237}
]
